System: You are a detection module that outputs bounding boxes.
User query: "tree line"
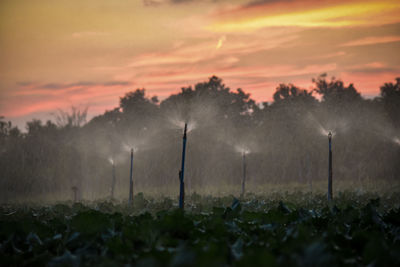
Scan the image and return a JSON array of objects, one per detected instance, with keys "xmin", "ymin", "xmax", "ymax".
[{"xmin": 1, "ymin": 74, "xmax": 399, "ymax": 202}]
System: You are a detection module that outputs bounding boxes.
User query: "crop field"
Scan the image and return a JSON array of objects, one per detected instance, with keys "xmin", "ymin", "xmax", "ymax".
[{"xmin": 1, "ymin": 192, "xmax": 400, "ymax": 266}]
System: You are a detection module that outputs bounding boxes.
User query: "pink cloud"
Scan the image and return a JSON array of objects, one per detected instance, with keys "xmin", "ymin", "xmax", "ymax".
[{"xmin": 2, "ymin": 83, "xmax": 132, "ymax": 118}]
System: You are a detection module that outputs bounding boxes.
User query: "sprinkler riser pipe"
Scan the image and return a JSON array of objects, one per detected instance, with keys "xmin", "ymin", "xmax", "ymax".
[
  {"xmin": 129, "ymin": 149, "xmax": 134, "ymax": 205},
  {"xmin": 241, "ymin": 152, "xmax": 246, "ymax": 198},
  {"xmin": 72, "ymin": 187, "xmax": 78, "ymax": 203},
  {"xmin": 179, "ymin": 123, "xmax": 188, "ymax": 209},
  {"xmin": 111, "ymin": 163, "xmax": 116, "ymax": 199},
  {"xmin": 328, "ymin": 135, "xmax": 333, "ymax": 201}
]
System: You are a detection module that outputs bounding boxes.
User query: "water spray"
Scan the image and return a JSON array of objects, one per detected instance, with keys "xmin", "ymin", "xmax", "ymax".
[
  {"xmin": 129, "ymin": 148, "xmax": 134, "ymax": 205},
  {"xmin": 328, "ymin": 131, "xmax": 333, "ymax": 201},
  {"xmin": 241, "ymin": 151, "xmax": 247, "ymax": 198},
  {"xmin": 179, "ymin": 123, "xmax": 188, "ymax": 209},
  {"xmin": 394, "ymin": 137, "xmax": 400, "ymax": 146}
]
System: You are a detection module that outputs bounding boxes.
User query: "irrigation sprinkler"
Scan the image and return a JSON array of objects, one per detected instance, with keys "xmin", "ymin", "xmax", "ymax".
[
  {"xmin": 71, "ymin": 186, "xmax": 78, "ymax": 203},
  {"xmin": 129, "ymin": 148, "xmax": 134, "ymax": 205},
  {"xmin": 234, "ymin": 145, "xmax": 250, "ymax": 198},
  {"xmin": 110, "ymin": 158, "xmax": 116, "ymax": 200},
  {"xmin": 328, "ymin": 131, "xmax": 333, "ymax": 201},
  {"xmin": 179, "ymin": 123, "xmax": 188, "ymax": 209},
  {"xmin": 241, "ymin": 151, "xmax": 247, "ymax": 198}
]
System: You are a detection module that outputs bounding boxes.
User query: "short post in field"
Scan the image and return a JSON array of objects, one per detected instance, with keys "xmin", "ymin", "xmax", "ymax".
[
  {"xmin": 111, "ymin": 160, "xmax": 116, "ymax": 200},
  {"xmin": 129, "ymin": 148, "xmax": 134, "ymax": 205},
  {"xmin": 179, "ymin": 123, "xmax": 188, "ymax": 209},
  {"xmin": 241, "ymin": 151, "xmax": 247, "ymax": 198},
  {"xmin": 328, "ymin": 131, "xmax": 333, "ymax": 201},
  {"xmin": 71, "ymin": 186, "xmax": 78, "ymax": 203}
]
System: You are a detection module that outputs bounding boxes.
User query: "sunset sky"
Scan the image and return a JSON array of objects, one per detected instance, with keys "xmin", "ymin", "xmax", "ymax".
[{"xmin": 1, "ymin": 0, "xmax": 400, "ymax": 129}]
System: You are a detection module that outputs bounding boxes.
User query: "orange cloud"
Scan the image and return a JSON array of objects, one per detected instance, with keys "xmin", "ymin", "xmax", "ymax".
[
  {"xmin": 127, "ymin": 33, "xmax": 298, "ymax": 69},
  {"xmin": 341, "ymin": 35, "xmax": 400, "ymax": 47},
  {"xmin": 346, "ymin": 62, "xmax": 389, "ymax": 71},
  {"xmin": 210, "ymin": 0, "xmax": 400, "ymax": 31}
]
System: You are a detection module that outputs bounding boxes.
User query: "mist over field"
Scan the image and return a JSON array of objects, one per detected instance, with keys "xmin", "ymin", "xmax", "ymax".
[{"xmin": 1, "ymin": 75, "xmax": 399, "ymax": 203}]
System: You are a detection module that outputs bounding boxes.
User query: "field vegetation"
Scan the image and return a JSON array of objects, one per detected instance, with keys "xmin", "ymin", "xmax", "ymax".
[{"xmin": 1, "ymin": 193, "xmax": 400, "ymax": 266}]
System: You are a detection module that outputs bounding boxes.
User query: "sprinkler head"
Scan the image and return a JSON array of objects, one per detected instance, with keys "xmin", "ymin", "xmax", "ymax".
[
  {"xmin": 183, "ymin": 123, "xmax": 188, "ymax": 138},
  {"xmin": 328, "ymin": 131, "xmax": 332, "ymax": 140},
  {"xmin": 394, "ymin": 137, "xmax": 400, "ymax": 146}
]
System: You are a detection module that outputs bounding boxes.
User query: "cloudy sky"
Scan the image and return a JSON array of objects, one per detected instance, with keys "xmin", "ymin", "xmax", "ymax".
[{"xmin": 1, "ymin": 0, "xmax": 399, "ymax": 129}]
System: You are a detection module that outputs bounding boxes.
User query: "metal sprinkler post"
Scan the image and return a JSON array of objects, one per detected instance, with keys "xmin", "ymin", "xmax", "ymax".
[
  {"xmin": 72, "ymin": 186, "xmax": 78, "ymax": 203},
  {"xmin": 328, "ymin": 131, "xmax": 333, "ymax": 201},
  {"xmin": 241, "ymin": 151, "xmax": 247, "ymax": 198},
  {"xmin": 129, "ymin": 148, "xmax": 134, "ymax": 205},
  {"xmin": 179, "ymin": 123, "xmax": 188, "ymax": 209},
  {"xmin": 111, "ymin": 161, "xmax": 116, "ymax": 199}
]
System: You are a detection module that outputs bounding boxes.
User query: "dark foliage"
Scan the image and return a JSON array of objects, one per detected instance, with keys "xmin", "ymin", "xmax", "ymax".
[{"xmin": 0, "ymin": 194, "xmax": 399, "ymax": 266}]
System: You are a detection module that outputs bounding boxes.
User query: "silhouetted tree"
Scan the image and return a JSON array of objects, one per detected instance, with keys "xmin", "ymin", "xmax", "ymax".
[
  {"xmin": 379, "ymin": 77, "xmax": 400, "ymax": 127},
  {"xmin": 313, "ymin": 74, "xmax": 361, "ymax": 105},
  {"xmin": 53, "ymin": 106, "xmax": 88, "ymax": 128}
]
